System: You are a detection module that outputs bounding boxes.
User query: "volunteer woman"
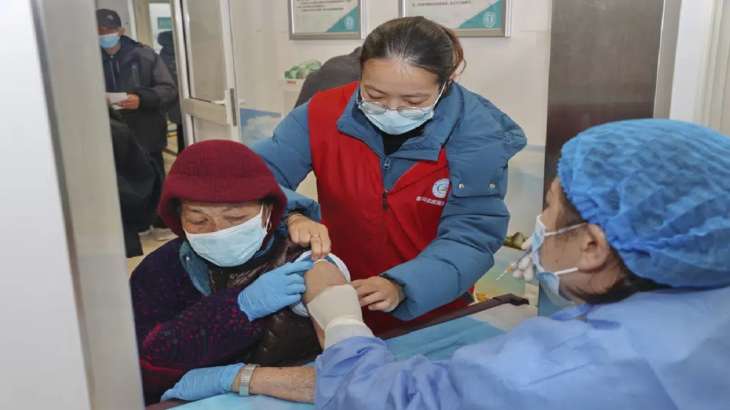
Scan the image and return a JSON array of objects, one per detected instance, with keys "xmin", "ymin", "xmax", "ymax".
[{"xmin": 254, "ymin": 17, "xmax": 526, "ymax": 334}]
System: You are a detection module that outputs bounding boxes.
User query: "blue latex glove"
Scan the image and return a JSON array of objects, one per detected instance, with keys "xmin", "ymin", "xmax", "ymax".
[
  {"xmin": 160, "ymin": 363, "xmax": 243, "ymax": 402},
  {"xmin": 237, "ymin": 260, "xmax": 312, "ymax": 321}
]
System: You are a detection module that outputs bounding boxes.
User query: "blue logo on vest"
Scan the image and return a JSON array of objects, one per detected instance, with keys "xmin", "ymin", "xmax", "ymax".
[{"xmin": 432, "ymin": 178, "xmax": 450, "ymax": 199}]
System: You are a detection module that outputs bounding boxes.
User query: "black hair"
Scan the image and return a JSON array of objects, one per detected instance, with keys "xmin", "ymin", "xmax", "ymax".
[
  {"xmin": 554, "ymin": 182, "xmax": 666, "ymax": 304},
  {"xmin": 360, "ymin": 17, "xmax": 465, "ymax": 86}
]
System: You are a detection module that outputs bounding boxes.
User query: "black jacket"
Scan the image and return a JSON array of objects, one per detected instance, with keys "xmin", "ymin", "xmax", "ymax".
[
  {"xmin": 157, "ymin": 31, "xmax": 181, "ymax": 124},
  {"xmin": 294, "ymin": 47, "xmax": 361, "ymax": 107},
  {"xmin": 102, "ymin": 36, "xmax": 177, "ymax": 153},
  {"xmin": 110, "ymin": 109, "xmax": 162, "ymax": 256}
]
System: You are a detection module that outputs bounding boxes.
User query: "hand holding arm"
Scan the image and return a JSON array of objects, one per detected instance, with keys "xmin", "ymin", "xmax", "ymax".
[
  {"xmin": 287, "ymin": 213, "xmax": 331, "ymax": 260},
  {"xmin": 237, "ymin": 261, "xmax": 313, "ymax": 321},
  {"xmin": 352, "ymin": 276, "xmax": 405, "ymax": 312}
]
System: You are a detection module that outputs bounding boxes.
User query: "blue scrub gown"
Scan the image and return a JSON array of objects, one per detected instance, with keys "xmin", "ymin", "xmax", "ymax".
[{"xmin": 315, "ymin": 286, "xmax": 730, "ymax": 409}]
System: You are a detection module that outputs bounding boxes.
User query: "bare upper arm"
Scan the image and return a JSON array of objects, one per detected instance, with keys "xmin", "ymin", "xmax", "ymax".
[{"xmin": 304, "ymin": 260, "xmax": 347, "ymax": 304}]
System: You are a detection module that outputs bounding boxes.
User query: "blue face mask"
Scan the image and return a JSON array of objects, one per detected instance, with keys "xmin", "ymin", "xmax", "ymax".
[
  {"xmin": 531, "ymin": 214, "xmax": 585, "ymax": 308},
  {"xmin": 184, "ymin": 207, "xmax": 269, "ymax": 267},
  {"xmin": 99, "ymin": 33, "xmax": 121, "ymax": 49},
  {"xmin": 358, "ymin": 86, "xmax": 444, "ymax": 135}
]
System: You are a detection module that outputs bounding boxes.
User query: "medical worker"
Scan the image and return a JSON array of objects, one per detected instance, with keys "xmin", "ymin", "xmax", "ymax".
[
  {"xmin": 305, "ymin": 119, "xmax": 730, "ymax": 409},
  {"xmin": 255, "ymin": 17, "xmax": 527, "ymax": 334}
]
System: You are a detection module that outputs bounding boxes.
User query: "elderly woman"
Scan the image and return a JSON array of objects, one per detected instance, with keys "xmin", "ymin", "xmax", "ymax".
[
  {"xmin": 130, "ymin": 140, "xmax": 344, "ymax": 404},
  {"xmin": 303, "ymin": 119, "xmax": 730, "ymax": 409}
]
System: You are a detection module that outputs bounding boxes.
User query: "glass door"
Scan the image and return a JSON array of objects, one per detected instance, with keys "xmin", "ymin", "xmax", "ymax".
[{"xmin": 172, "ymin": 0, "xmax": 240, "ymax": 141}]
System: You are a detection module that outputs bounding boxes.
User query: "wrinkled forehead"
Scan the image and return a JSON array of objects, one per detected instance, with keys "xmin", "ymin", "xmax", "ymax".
[{"xmin": 181, "ymin": 200, "xmax": 261, "ymax": 216}]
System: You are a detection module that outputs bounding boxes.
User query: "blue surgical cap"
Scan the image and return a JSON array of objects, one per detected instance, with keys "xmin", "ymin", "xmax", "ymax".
[{"xmin": 558, "ymin": 119, "xmax": 730, "ymax": 288}]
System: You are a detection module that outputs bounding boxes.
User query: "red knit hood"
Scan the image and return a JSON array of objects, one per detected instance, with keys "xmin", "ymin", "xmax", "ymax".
[{"xmin": 158, "ymin": 140, "xmax": 286, "ymax": 237}]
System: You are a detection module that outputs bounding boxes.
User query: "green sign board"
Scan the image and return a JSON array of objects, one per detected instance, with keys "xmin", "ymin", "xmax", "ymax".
[
  {"xmin": 289, "ymin": 0, "xmax": 362, "ymax": 40},
  {"xmin": 400, "ymin": 0, "xmax": 510, "ymax": 37}
]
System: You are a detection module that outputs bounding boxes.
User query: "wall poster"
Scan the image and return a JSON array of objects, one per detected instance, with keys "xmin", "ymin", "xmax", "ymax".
[
  {"xmin": 400, "ymin": 0, "xmax": 511, "ymax": 37},
  {"xmin": 289, "ymin": 0, "xmax": 363, "ymax": 39}
]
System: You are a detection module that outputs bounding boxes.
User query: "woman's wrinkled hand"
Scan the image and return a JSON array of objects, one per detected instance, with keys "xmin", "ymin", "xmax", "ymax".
[{"xmin": 287, "ymin": 213, "xmax": 331, "ymax": 261}]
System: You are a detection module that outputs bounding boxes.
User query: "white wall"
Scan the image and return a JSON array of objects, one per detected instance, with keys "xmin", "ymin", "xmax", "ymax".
[
  {"xmin": 0, "ymin": 2, "xmax": 91, "ymax": 408},
  {"xmin": 702, "ymin": 2, "xmax": 730, "ymax": 135},
  {"xmin": 669, "ymin": 0, "xmax": 716, "ymax": 122}
]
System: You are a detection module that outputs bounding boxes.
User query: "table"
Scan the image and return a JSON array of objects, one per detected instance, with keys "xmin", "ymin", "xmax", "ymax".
[{"xmin": 147, "ymin": 295, "xmax": 532, "ymax": 410}]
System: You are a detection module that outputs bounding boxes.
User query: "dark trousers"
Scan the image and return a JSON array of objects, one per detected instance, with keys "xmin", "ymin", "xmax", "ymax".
[
  {"xmin": 176, "ymin": 123, "xmax": 185, "ymax": 154},
  {"xmin": 149, "ymin": 150, "xmax": 167, "ymax": 229}
]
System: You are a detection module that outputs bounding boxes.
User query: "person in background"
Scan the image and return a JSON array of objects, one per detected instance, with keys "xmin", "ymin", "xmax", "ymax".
[
  {"xmin": 96, "ymin": 8, "xmax": 177, "ymax": 240},
  {"xmin": 130, "ymin": 140, "xmax": 342, "ymax": 404},
  {"xmin": 157, "ymin": 30, "xmax": 185, "ymax": 154},
  {"xmin": 255, "ymin": 17, "xmax": 526, "ymax": 335},
  {"xmin": 294, "ymin": 47, "xmax": 362, "ymax": 107},
  {"xmin": 109, "ymin": 108, "xmax": 161, "ymax": 257},
  {"xmin": 303, "ymin": 119, "xmax": 730, "ymax": 410}
]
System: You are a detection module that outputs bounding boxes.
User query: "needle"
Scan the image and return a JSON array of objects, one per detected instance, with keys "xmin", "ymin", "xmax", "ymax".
[{"xmin": 496, "ymin": 249, "xmax": 531, "ymax": 280}]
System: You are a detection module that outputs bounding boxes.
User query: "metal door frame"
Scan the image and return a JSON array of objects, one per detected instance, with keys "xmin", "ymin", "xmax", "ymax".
[
  {"xmin": 22, "ymin": 0, "xmax": 144, "ymax": 407},
  {"xmin": 172, "ymin": 0, "xmax": 241, "ymax": 143}
]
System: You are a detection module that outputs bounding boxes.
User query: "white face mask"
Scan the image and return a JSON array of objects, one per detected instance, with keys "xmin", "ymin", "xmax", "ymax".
[
  {"xmin": 531, "ymin": 214, "xmax": 585, "ymax": 308},
  {"xmin": 358, "ymin": 86, "xmax": 445, "ymax": 135},
  {"xmin": 99, "ymin": 33, "xmax": 121, "ymax": 49},
  {"xmin": 184, "ymin": 207, "xmax": 269, "ymax": 267}
]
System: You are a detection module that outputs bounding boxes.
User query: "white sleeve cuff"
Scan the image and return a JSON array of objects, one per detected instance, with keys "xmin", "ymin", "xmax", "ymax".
[{"xmin": 324, "ymin": 319, "xmax": 374, "ymax": 348}]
